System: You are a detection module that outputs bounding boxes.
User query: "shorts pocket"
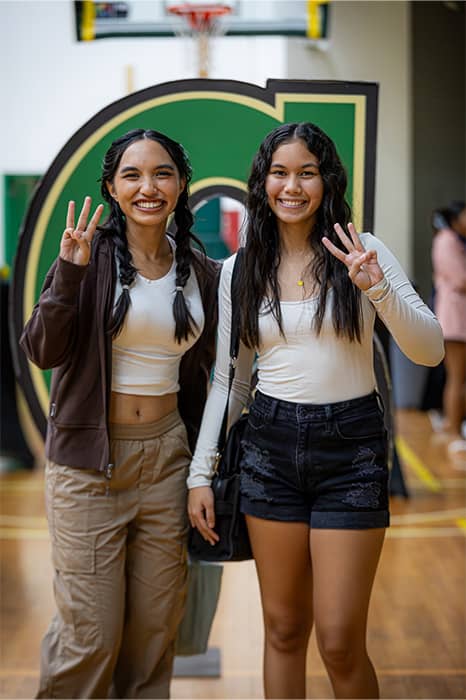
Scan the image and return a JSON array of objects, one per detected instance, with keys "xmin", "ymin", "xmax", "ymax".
[
  {"xmin": 247, "ymin": 406, "xmax": 268, "ymax": 431},
  {"xmin": 335, "ymin": 409, "xmax": 386, "ymax": 440}
]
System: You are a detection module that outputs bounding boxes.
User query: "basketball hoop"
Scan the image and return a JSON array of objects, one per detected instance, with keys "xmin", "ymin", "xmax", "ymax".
[{"xmin": 167, "ymin": 3, "xmax": 232, "ymax": 78}]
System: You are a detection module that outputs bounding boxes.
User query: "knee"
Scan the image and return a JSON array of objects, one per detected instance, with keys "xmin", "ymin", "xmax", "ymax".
[
  {"xmin": 264, "ymin": 611, "xmax": 310, "ymax": 654},
  {"xmin": 317, "ymin": 625, "xmax": 362, "ymax": 674},
  {"xmin": 99, "ymin": 616, "xmax": 124, "ymax": 656}
]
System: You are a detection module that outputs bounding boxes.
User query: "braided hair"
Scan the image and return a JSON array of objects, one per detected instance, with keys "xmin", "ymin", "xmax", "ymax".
[
  {"xmin": 98, "ymin": 128, "xmax": 204, "ymax": 342},
  {"xmin": 239, "ymin": 122, "xmax": 363, "ymax": 348}
]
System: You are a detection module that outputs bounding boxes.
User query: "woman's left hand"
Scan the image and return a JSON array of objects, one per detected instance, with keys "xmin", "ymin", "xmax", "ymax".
[{"xmin": 322, "ymin": 223, "xmax": 384, "ymax": 291}]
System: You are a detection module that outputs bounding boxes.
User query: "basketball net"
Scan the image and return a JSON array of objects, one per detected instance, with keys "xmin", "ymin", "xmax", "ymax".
[{"xmin": 167, "ymin": 3, "xmax": 232, "ymax": 78}]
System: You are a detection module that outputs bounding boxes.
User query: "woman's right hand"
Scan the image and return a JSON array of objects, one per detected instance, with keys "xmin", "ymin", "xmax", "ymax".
[
  {"xmin": 188, "ymin": 486, "xmax": 220, "ymax": 546},
  {"xmin": 60, "ymin": 197, "xmax": 104, "ymax": 266}
]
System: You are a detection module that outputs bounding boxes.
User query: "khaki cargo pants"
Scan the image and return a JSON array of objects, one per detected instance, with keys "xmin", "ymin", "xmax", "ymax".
[{"xmin": 37, "ymin": 410, "xmax": 190, "ymax": 699}]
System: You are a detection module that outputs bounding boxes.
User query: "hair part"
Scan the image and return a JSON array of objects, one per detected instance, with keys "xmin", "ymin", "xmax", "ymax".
[
  {"xmin": 239, "ymin": 122, "xmax": 363, "ymax": 348},
  {"xmin": 97, "ymin": 128, "xmax": 205, "ymax": 342}
]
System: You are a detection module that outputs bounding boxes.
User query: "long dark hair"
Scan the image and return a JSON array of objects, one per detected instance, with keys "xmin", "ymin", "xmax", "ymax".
[
  {"xmin": 98, "ymin": 128, "xmax": 205, "ymax": 342},
  {"xmin": 432, "ymin": 200, "xmax": 466, "ymax": 234},
  {"xmin": 239, "ymin": 122, "xmax": 363, "ymax": 348}
]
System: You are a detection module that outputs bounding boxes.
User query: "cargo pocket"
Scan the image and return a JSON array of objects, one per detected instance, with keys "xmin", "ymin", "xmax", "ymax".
[{"xmin": 51, "ymin": 542, "xmax": 102, "ymax": 653}]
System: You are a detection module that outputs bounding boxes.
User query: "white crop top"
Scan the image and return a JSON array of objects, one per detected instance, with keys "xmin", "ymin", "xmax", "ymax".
[
  {"xmin": 188, "ymin": 232, "xmax": 445, "ymax": 488},
  {"xmin": 112, "ymin": 240, "xmax": 204, "ymax": 396}
]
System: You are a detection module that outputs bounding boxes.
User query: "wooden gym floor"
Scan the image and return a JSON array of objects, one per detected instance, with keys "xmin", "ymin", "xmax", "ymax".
[{"xmin": 1, "ymin": 409, "xmax": 465, "ymax": 699}]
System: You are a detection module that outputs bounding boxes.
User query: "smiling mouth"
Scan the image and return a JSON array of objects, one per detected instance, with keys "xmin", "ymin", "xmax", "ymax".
[
  {"xmin": 277, "ymin": 199, "xmax": 307, "ymax": 209},
  {"xmin": 134, "ymin": 200, "xmax": 164, "ymax": 211}
]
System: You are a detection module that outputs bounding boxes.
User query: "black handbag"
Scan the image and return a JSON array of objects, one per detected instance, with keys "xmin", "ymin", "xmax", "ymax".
[{"xmin": 188, "ymin": 251, "xmax": 253, "ymax": 562}]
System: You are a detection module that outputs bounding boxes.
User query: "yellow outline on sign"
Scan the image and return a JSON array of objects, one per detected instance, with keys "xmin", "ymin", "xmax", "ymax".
[{"xmin": 190, "ymin": 177, "xmax": 248, "ymax": 196}]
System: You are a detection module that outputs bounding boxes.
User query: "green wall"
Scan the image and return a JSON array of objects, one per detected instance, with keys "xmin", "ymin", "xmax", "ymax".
[{"xmin": 3, "ymin": 175, "xmax": 41, "ymax": 276}]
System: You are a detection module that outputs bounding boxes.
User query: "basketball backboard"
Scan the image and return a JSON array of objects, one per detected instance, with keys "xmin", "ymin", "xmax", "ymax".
[{"xmin": 75, "ymin": 1, "xmax": 329, "ymax": 40}]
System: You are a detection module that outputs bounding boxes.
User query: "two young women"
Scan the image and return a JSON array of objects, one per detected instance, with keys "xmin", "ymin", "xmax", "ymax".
[
  {"xmin": 24, "ymin": 122, "xmax": 444, "ymax": 699},
  {"xmin": 188, "ymin": 122, "xmax": 444, "ymax": 699}
]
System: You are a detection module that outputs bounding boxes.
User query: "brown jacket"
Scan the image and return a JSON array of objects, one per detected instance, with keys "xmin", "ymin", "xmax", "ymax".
[{"xmin": 20, "ymin": 234, "xmax": 220, "ymax": 473}]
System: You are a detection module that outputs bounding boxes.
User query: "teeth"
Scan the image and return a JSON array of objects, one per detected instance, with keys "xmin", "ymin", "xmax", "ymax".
[
  {"xmin": 136, "ymin": 201, "xmax": 162, "ymax": 209},
  {"xmin": 279, "ymin": 200, "xmax": 305, "ymax": 208}
]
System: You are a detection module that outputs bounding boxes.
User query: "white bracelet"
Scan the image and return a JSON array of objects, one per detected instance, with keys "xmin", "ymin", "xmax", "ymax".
[{"xmin": 366, "ymin": 277, "xmax": 390, "ymax": 303}]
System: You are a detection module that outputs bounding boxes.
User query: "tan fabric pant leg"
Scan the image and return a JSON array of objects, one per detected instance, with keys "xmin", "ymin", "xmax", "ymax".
[
  {"xmin": 37, "ymin": 460, "xmax": 127, "ymax": 698},
  {"xmin": 111, "ymin": 413, "xmax": 190, "ymax": 699},
  {"xmin": 36, "ymin": 410, "xmax": 190, "ymax": 699}
]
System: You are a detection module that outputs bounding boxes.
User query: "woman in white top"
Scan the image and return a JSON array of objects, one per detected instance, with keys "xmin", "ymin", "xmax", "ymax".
[
  {"xmin": 21, "ymin": 129, "xmax": 219, "ymax": 698},
  {"xmin": 188, "ymin": 122, "xmax": 444, "ymax": 699}
]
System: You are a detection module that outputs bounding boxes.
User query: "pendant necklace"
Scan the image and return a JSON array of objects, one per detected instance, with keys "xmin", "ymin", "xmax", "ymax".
[{"xmin": 297, "ymin": 276, "xmax": 306, "ymax": 298}]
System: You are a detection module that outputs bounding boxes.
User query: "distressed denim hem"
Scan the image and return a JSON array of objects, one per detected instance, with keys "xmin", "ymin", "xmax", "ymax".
[{"xmin": 310, "ymin": 509, "xmax": 390, "ymax": 530}]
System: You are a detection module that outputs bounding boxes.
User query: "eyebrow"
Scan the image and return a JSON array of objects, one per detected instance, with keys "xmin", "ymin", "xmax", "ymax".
[
  {"xmin": 119, "ymin": 164, "xmax": 176, "ymax": 173},
  {"xmin": 270, "ymin": 161, "xmax": 320, "ymax": 169}
]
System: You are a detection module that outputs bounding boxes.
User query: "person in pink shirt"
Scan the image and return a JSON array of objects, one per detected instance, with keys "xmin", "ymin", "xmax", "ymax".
[{"xmin": 431, "ymin": 200, "xmax": 466, "ymax": 456}]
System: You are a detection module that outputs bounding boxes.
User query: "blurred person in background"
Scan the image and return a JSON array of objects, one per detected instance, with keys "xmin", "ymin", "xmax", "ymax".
[{"xmin": 431, "ymin": 200, "xmax": 466, "ymax": 459}]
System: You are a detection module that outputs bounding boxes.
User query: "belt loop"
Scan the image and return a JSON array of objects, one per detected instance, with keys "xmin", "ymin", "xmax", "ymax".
[
  {"xmin": 324, "ymin": 404, "xmax": 332, "ymax": 434},
  {"xmin": 268, "ymin": 397, "xmax": 279, "ymax": 423}
]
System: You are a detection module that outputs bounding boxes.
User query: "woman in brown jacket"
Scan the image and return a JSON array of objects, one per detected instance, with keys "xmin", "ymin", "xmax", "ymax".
[{"xmin": 21, "ymin": 129, "xmax": 219, "ymax": 699}]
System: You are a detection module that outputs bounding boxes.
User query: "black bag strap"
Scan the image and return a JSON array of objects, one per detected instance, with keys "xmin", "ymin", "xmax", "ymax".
[{"xmin": 216, "ymin": 249, "xmax": 244, "ymax": 460}]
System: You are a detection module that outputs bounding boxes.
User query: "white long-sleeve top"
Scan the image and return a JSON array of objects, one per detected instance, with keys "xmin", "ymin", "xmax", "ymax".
[{"xmin": 188, "ymin": 232, "xmax": 445, "ymax": 488}]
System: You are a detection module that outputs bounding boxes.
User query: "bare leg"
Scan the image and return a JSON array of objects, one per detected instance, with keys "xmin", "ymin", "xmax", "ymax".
[
  {"xmin": 443, "ymin": 340, "xmax": 466, "ymax": 437},
  {"xmin": 246, "ymin": 515, "xmax": 313, "ymax": 699},
  {"xmin": 311, "ymin": 528, "xmax": 385, "ymax": 699}
]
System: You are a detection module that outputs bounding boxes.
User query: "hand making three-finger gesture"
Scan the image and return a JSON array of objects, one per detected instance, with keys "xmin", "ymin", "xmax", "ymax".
[
  {"xmin": 59, "ymin": 196, "xmax": 104, "ymax": 267},
  {"xmin": 322, "ymin": 222, "xmax": 384, "ymax": 291}
]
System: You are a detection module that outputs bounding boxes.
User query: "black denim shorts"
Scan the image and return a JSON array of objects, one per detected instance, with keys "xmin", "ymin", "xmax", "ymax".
[{"xmin": 239, "ymin": 390, "xmax": 389, "ymax": 529}]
